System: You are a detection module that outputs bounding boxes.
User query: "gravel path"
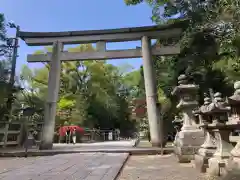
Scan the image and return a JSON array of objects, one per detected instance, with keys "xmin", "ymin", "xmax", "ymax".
[{"xmin": 117, "ymin": 154, "xmax": 213, "ymax": 180}]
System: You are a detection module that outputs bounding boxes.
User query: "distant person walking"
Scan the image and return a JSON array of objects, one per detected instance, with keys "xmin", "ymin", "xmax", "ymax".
[
  {"xmin": 108, "ymin": 131, "xmax": 113, "ymax": 141},
  {"xmin": 72, "ymin": 127, "xmax": 77, "ymax": 144},
  {"xmin": 147, "ymin": 130, "xmax": 151, "ymax": 142},
  {"xmin": 66, "ymin": 127, "xmax": 71, "ymax": 144},
  {"xmin": 116, "ymin": 129, "xmax": 120, "ymax": 140}
]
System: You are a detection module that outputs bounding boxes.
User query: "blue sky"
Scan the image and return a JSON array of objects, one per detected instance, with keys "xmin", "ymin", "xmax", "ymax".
[{"xmin": 0, "ymin": 0, "xmax": 156, "ymax": 74}]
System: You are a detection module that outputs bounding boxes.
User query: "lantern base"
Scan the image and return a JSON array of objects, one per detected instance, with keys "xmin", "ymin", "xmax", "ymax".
[
  {"xmin": 174, "ymin": 146, "xmax": 199, "ymax": 163},
  {"xmin": 174, "ymin": 129, "xmax": 205, "ymax": 163},
  {"xmin": 207, "ymin": 156, "xmax": 229, "ymax": 176},
  {"xmin": 194, "ymin": 148, "xmax": 215, "ymax": 172}
]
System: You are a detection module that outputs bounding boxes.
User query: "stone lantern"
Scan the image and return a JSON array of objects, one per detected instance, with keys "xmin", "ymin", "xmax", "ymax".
[
  {"xmin": 205, "ymin": 92, "xmax": 233, "ymax": 176},
  {"xmin": 228, "ymin": 81, "xmax": 240, "ymax": 124},
  {"xmin": 172, "ymin": 74, "xmax": 204, "ymax": 163},
  {"xmin": 225, "ymin": 81, "xmax": 240, "ymax": 177},
  {"xmin": 194, "ymin": 96, "xmax": 217, "ymax": 173}
]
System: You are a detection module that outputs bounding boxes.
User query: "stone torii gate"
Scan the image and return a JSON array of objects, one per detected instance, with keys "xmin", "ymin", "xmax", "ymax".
[{"xmin": 19, "ymin": 21, "xmax": 186, "ymax": 149}]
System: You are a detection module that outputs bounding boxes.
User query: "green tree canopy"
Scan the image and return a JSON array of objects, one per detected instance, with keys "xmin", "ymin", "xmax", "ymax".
[{"xmin": 19, "ymin": 44, "xmax": 138, "ymax": 136}]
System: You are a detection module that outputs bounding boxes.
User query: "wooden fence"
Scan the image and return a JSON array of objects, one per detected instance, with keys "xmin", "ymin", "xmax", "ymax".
[
  {"xmin": 57, "ymin": 129, "xmax": 121, "ymax": 143},
  {"xmin": 0, "ymin": 119, "xmax": 43, "ymax": 148}
]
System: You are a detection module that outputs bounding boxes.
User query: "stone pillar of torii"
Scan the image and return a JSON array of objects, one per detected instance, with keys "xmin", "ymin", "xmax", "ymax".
[{"xmin": 19, "ymin": 21, "xmax": 186, "ymax": 149}]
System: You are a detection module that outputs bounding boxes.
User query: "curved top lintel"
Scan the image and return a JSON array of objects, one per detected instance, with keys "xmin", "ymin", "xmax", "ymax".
[{"xmin": 19, "ymin": 19, "xmax": 188, "ymax": 46}]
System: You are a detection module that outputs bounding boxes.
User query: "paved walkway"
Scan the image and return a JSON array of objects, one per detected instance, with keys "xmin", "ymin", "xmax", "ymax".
[
  {"xmin": 0, "ymin": 153, "xmax": 128, "ymax": 180},
  {"xmin": 0, "ymin": 153, "xmax": 226, "ymax": 180},
  {"xmin": 0, "ymin": 141, "xmax": 173, "ymax": 157},
  {"xmin": 0, "ymin": 140, "xmax": 136, "ymax": 153},
  {"xmin": 117, "ymin": 155, "xmax": 210, "ymax": 180},
  {"xmin": 53, "ymin": 141, "xmax": 136, "ymax": 149},
  {"xmin": 0, "ymin": 141, "xmax": 217, "ymax": 180}
]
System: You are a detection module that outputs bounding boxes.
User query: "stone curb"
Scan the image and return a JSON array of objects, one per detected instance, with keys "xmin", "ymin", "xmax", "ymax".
[
  {"xmin": 113, "ymin": 153, "xmax": 130, "ymax": 180},
  {"xmin": 0, "ymin": 148, "xmax": 174, "ymax": 157}
]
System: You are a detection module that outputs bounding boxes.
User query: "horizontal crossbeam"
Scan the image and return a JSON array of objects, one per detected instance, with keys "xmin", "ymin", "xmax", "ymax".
[
  {"xmin": 22, "ymin": 28, "xmax": 182, "ymax": 46},
  {"xmin": 27, "ymin": 46, "xmax": 180, "ymax": 62}
]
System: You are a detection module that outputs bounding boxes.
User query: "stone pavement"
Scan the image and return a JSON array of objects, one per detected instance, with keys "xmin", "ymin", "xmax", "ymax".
[
  {"xmin": 0, "ymin": 153, "xmax": 129, "ymax": 180},
  {"xmin": 117, "ymin": 154, "xmax": 211, "ymax": 180}
]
